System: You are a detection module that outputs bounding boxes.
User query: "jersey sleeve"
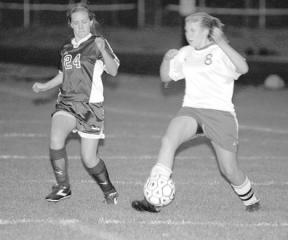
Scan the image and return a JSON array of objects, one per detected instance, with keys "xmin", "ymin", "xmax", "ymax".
[
  {"xmin": 58, "ymin": 54, "xmax": 63, "ymax": 73},
  {"xmin": 103, "ymin": 39, "xmax": 120, "ymax": 73},
  {"xmin": 215, "ymin": 48, "xmax": 242, "ymax": 80},
  {"xmin": 168, "ymin": 48, "xmax": 186, "ymax": 81}
]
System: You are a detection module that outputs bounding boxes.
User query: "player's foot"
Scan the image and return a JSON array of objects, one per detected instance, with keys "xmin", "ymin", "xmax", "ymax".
[
  {"xmin": 45, "ymin": 184, "xmax": 71, "ymax": 202},
  {"xmin": 104, "ymin": 190, "xmax": 119, "ymax": 205},
  {"xmin": 246, "ymin": 201, "xmax": 261, "ymax": 212},
  {"xmin": 131, "ymin": 199, "xmax": 161, "ymax": 213}
]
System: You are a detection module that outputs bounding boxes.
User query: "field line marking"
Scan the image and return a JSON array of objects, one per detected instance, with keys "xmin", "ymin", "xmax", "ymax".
[
  {"xmin": 0, "ymin": 120, "xmax": 46, "ymax": 124},
  {"xmin": 97, "ymin": 217, "xmax": 288, "ymax": 228},
  {"xmin": 0, "ymin": 218, "xmax": 123, "ymax": 240},
  {"xmin": 2, "ymin": 131, "xmax": 288, "ymax": 141},
  {"xmin": 0, "ymin": 122, "xmax": 287, "ymax": 135},
  {"xmin": 0, "ymin": 133, "xmax": 163, "ymax": 138},
  {"xmin": 67, "ymin": 222, "xmax": 124, "ymax": 240},
  {"xmin": 2, "ymin": 178, "xmax": 288, "ymax": 187},
  {"xmin": 0, "ymin": 218, "xmax": 79, "ymax": 225},
  {"xmin": 0, "ymin": 133, "xmax": 47, "ymax": 137},
  {"xmin": 106, "ymin": 108, "xmax": 288, "ymax": 135},
  {"xmin": 1, "ymin": 217, "xmax": 287, "ymax": 228},
  {"xmin": 0, "ymin": 154, "xmax": 287, "ymax": 161},
  {"xmin": 240, "ymin": 124, "xmax": 288, "ymax": 134}
]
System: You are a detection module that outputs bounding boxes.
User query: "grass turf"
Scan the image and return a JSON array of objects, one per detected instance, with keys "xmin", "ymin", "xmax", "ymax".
[{"xmin": 0, "ymin": 64, "xmax": 288, "ymax": 239}]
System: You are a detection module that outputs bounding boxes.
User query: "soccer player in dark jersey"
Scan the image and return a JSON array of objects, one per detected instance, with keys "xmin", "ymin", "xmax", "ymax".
[{"xmin": 32, "ymin": 3, "xmax": 120, "ymax": 204}]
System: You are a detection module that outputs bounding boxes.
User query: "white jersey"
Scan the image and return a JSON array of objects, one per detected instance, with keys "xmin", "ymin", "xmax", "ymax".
[{"xmin": 169, "ymin": 44, "xmax": 241, "ymax": 112}]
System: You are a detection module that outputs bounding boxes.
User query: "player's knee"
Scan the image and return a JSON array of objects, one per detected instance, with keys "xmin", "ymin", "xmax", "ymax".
[
  {"xmin": 50, "ymin": 134, "xmax": 66, "ymax": 149},
  {"xmin": 81, "ymin": 151, "xmax": 99, "ymax": 167},
  {"xmin": 81, "ymin": 151, "xmax": 92, "ymax": 162}
]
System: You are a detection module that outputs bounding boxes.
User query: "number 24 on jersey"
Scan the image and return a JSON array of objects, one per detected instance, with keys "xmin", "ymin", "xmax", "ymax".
[{"xmin": 64, "ymin": 54, "xmax": 81, "ymax": 70}]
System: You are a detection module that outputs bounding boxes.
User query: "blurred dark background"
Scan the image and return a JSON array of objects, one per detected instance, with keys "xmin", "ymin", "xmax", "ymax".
[
  {"xmin": 1, "ymin": 0, "xmax": 288, "ymax": 28},
  {"xmin": 0, "ymin": 0, "xmax": 288, "ymax": 84}
]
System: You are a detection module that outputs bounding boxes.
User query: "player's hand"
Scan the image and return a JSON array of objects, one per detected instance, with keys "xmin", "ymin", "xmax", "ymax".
[
  {"xmin": 210, "ymin": 27, "xmax": 227, "ymax": 44},
  {"xmin": 164, "ymin": 49, "xmax": 179, "ymax": 60},
  {"xmin": 95, "ymin": 37, "xmax": 105, "ymax": 52},
  {"xmin": 32, "ymin": 82, "xmax": 47, "ymax": 93}
]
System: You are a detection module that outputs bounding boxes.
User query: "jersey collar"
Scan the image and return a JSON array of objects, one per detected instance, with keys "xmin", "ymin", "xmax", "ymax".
[
  {"xmin": 194, "ymin": 42, "xmax": 216, "ymax": 51},
  {"xmin": 71, "ymin": 33, "xmax": 92, "ymax": 48}
]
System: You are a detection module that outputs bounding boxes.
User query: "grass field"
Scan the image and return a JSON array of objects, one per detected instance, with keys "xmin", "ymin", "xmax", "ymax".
[{"xmin": 0, "ymin": 63, "xmax": 288, "ymax": 240}]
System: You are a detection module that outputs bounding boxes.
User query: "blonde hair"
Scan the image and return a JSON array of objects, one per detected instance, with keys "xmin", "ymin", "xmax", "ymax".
[{"xmin": 185, "ymin": 12, "xmax": 224, "ymax": 40}]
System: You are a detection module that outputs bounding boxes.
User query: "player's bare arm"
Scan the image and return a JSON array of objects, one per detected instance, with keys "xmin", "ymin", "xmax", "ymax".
[
  {"xmin": 160, "ymin": 49, "xmax": 179, "ymax": 83},
  {"xmin": 211, "ymin": 27, "xmax": 249, "ymax": 75},
  {"xmin": 95, "ymin": 37, "xmax": 119, "ymax": 76},
  {"xmin": 32, "ymin": 71, "xmax": 63, "ymax": 93}
]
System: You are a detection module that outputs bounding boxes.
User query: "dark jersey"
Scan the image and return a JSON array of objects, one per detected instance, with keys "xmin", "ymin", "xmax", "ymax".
[{"xmin": 58, "ymin": 35, "xmax": 119, "ymax": 103}]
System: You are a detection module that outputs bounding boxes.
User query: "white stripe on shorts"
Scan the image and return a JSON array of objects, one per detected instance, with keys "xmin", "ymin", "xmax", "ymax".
[
  {"xmin": 53, "ymin": 111, "xmax": 105, "ymax": 139},
  {"xmin": 78, "ymin": 130, "xmax": 105, "ymax": 139}
]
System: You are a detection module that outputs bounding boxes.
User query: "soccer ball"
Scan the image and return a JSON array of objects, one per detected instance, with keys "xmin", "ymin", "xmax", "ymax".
[
  {"xmin": 144, "ymin": 174, "xmax": 175, "ymax": 207},
  {"xmin": 264, "ymin": 74, "xmax": 285, "ymax": 90}
]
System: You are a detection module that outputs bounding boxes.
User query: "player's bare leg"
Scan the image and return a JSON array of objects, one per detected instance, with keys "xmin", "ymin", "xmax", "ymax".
[
  {"xmin": 156, "ymin": 116, "xmax": 198, "ymax": 169},
  {"xmin": 132, "ymin": 116, "xmax": 198, "ymax": 212},
  {"xmin": 212, "ymin": 142, "xmax": 260, "ymax": 212}
]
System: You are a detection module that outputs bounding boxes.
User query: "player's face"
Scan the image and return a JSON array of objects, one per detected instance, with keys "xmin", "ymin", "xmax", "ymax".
[
  {"xmin": 70, "ymin": 10, "xmax": 92, "ymax": 41},
  {"xmin": 185, "ymin": 21, "xmax": 209, "ymax": 49}
]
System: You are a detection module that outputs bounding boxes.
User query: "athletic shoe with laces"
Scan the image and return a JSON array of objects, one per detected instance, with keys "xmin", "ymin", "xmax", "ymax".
[
  {"xmin": 246, "ymin": 201, "xmax": 261, "ymax": 212},
  {"xmin": 104, "ymin": 190, "xmax": 119, "ymax": 205},
  {"xmin": 45, "ymin": 184, "xmax": 71, "ymax": 202},
  {"xmin": 131, "ymin": 199, "xmax": 161, "ymax": 213}
]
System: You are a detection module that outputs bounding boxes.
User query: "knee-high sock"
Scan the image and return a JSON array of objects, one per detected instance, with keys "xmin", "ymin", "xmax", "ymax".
[
  {"xmin": 49, "ymin": 148, "xmax": 69, "ymax": 187},
  {"xmin": 86, "ymin": 159, "xmax": 115, "ymax": 194}
]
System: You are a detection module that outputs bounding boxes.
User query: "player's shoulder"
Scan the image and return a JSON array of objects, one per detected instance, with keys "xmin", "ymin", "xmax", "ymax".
[
  {"xmin": 90, "ymin": 35, "xmax": 112, "ymax": 47},
  {"xmin": 91, "ymin": 34, "xmax": 106, "ymax": 41},
  {"xmin": 90, "ymin": 34, "xmax": 100, "ymax": 40},
  {"xmin": 207, "ymin": 43, "xmax": 223, "ymax": 54},
  {"xmin": 84, "ymin": 35, "xmax": 98, "ymax": 45},
  {"xmin": 209, "ymin": 44, "xmax": 231, "ymax": 60},
  {"xmin": 175, "ymin": 45, "xmax": 192, "ymax": 59},
  {"xmin": 59, "ymin": 38, "xmax": 73, "ymax": 54},
  {"xmin": 62, "ymin": 38, "xmax": 72, "ymax": 48},
  {"xmin": 179, "ymin": 45, "xmax": 192, "ymax": 53}
]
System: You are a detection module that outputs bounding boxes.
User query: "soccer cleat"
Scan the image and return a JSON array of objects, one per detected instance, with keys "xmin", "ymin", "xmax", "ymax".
[
  {"xmin": 246, "ymin": 201, "xmax": 261, "ymax": 212},
  {"xmin": 131, "ymin": 199, "xmax": 161, "ymax": 213},
  {"xmin": 45, "ymin": 184, "xmax": 71, "ymax": 202},
  {"xmin": 104, "ymin": 190, "xmax": 119, "ymax": 205}
]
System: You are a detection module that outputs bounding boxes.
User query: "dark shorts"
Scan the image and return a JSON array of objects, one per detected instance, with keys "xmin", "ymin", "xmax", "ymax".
[
  {"xmin": 53, "ymin": 101, "xmax": 105, "ymax": 139},
  {"xmin": 176, "ymin": 107, "xmax": 239, "ymax": 152}
]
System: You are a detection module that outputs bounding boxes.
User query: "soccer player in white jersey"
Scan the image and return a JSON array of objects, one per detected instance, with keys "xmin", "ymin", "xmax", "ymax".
[
  {"xmin": 32, "ymin": 3, "xmax": 120, "ymax": 204},
  {"xmin": 132, "ymin": 12, "xmax": 260, "ymax": 212}
]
